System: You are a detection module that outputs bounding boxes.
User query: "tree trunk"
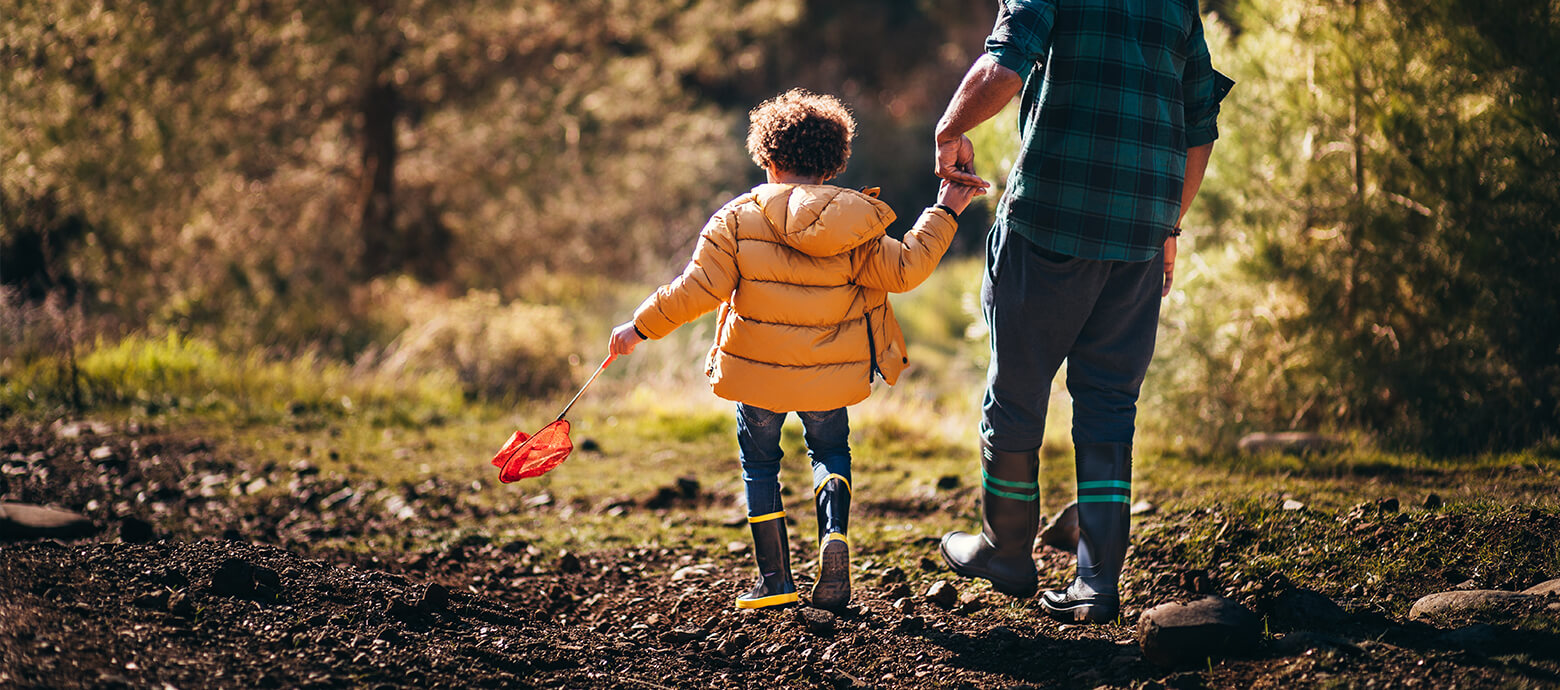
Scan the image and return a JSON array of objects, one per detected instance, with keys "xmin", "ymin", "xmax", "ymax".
[{"xmin": 357, "ymin": 46, "xmax": 399, "ymax": 279}]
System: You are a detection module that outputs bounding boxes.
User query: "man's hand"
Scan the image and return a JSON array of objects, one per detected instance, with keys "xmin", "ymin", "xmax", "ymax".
[
  {"xmin": 934, "ymin": 135, "xmax": 989, "ymax": 188},
  {"xmin": 609, "ymin": 321, "xmax": 644, "ymax": 356},
  {"xmin": 936, "ymin": 179, "xmax": 988, "ymax": 216},
  {"xmin": 1161, "ymin": 235, "xmax": 1177, "ymax": 297}
]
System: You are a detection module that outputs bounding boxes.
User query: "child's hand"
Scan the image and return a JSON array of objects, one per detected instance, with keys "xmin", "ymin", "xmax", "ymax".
[
  {"xmin": 937, "ymin": 179, "xmax": 988, "ymax": 216},
  {"xmin": 609, "ymin": 321, "xmax": 645, "ymax": 356}
]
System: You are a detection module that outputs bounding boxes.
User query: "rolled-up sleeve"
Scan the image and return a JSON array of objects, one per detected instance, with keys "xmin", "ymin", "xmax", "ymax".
[
  {"xmin": 984, "ymin": 0, "xmax": 1056, "ymax": 82},
  {"xmin": 1182, "ymin": 14, "xmax": 1234, "ymax": 148}
]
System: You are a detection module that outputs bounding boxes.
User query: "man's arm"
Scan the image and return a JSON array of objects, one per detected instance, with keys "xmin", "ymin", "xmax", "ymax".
[
  {"xmin": 1177, "ymin": 142, "xmax": 1214, "ymax": 227},
  {"xmin": 1162, "ymin": 142, "xmax": 1215, "ymax": 297},
  {"xmin": 933, "ymin": 54, "xmax": 1023, "ymax": 187}
]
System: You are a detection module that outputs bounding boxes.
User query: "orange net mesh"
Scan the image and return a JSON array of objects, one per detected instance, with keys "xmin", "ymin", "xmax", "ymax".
[{"xmin": 491, "ymin": 419, "xmax": 574, "ymax": 483}]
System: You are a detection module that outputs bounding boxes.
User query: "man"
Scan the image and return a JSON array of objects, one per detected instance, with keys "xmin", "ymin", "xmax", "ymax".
[{"xmin": 935, "ymin": 0, "xmax": 1233, "ymax": 624}]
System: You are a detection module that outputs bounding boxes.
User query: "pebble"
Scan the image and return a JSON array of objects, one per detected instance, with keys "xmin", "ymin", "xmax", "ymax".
[
  {"xmin": 924, "ymin": 580, "xmax": 959, "ymax": 609},
  {"xmin": 671, "ymin": 564, "xmax": 713, "ymax": 581},
  {"xmin": 660, "ymin": 627, "xmax": 707, "ymax": 644},
  {"xmin": 208, "ymin": 557, "xmax": 282, "ymax": 602},
  {"xmin": 796, "ymin": 607, "xmax": 836, "ymax": 636},
  {"xmin": 417, "ymin": 583, "xmax": 449, "ymax": 613},
  {"xmin": 555, "ymin": 551, "xmax": 581, "ymax": 573},
  {"xmin": 118, "ymin": 517, "xmax": 155, "ymax": 544}
]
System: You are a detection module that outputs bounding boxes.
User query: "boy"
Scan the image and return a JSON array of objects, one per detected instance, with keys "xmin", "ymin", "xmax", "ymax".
[{"xmin": 609, "ymin": 89, "xmax": 984, "ymax": 610}]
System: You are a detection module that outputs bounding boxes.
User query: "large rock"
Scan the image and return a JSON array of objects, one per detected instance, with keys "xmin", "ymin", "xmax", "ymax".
[
  {"xmin": 1521, "ymin": 578, "xmax": 1560, "ymax": 596},
  {"xmin": 1268, "ymin": 587, "xmax": 1350, "ymax": 630},
  {"xmin": 1236, "ymin": 432, "xmax": 1346, "ymax": 456},
  {"xmin": 1138, "ymin": 596, "xmax": 1261, "ymax": 668},
  {"xmin": 0, "ymin": 502, "xmax": 97, "ymax": 541},
  {"xmin": 1039, "ymin": 502, "xmax": 1079, "ymax": 553},
  {"xmin": 1407, "ymin": 590, "xmax": 1532, "ymax": 623}
]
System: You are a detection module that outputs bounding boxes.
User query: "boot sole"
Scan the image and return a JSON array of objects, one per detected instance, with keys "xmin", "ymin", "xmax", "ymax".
[
  {"xmin": 811, "ymin": 537, "xmax": 850, "ymax": 610},
  {"xmin": 938, "ymin": 533, "xmax": 1037, "ymax": 598},
  {"xmin": 1040, "ymin": 597, "xmax": 1118, "ymax": 624},
  {"xmin": 736, "ymin": 590, "xmax": 799, "ymax": 609}
]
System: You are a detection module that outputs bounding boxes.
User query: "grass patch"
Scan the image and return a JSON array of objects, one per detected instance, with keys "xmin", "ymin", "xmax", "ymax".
[
  {"xmin": 2, "ymin": 332, "xmax": 463, "ymax": 427},
  {"xmin": 1131, "ymin": 497, "xmax": 1560, "ymax": 617}
]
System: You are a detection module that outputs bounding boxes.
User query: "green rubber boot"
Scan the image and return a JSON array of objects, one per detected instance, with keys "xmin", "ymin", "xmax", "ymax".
[
  {"xmin": 1041, "ymin": 443, "xmax": 1132, "ymax": 623},
  {"xmin": 939, "ymin": 440, "xmax": 1040, "ymax": 597}
]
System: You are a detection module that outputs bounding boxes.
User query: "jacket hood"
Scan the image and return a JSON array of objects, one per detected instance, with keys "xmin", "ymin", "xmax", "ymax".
[{"xmin": 750, "ymin": 183, "xmax": 897, "ymax": 258}]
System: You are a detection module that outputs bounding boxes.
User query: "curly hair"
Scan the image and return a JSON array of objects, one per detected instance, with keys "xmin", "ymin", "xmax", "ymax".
[{"xmin": 746, "ymin": 89, "xmax": 856, "ymax": 180}]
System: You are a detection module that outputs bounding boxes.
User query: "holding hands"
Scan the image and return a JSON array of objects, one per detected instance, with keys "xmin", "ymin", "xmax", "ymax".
[
  {"xmin": 934, "ymin": 134, "xmax": 990, "ymax": 190},
  {"xmin": 933, "ymin": 133, "xmax": 990, "ymax": 216},
  {"xmin": 937, "ymin": 177, "xmax": 988, "ymax": 216}
]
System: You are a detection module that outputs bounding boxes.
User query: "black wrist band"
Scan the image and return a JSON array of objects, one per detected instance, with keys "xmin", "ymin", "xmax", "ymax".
[
  {"xmin": 633, "ymin": 325, "xmax": 647, "ymax": 340},
  {"xmin": 1169, "ymin": 227, "xmax": 1183, "ymax": 237},
  {"xmin": 934, "ymin": 204, "xmax": 960, "ymax": 220}
]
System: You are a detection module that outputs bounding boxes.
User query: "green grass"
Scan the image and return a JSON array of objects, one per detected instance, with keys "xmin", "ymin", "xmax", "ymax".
[{"xmin": 2, "ymin": 332, "xmax": 462, "ymax": 427}]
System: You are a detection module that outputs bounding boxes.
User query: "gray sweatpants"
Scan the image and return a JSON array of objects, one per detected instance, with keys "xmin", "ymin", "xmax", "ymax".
[{"xmin": 979, "ymin": 226, "xmax": 1164, "ymax": 451}]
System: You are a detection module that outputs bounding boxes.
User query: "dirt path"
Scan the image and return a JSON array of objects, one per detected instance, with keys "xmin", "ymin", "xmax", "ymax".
[{"xmin": 3, "ymin": 421, "xmax": 1557, "ymax": 688}]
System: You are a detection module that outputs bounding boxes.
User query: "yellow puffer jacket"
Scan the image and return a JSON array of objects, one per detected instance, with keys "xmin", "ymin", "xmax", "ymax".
[{"xmin": 633, "ymin": 183, "xmax": 959, "ymax": 413}]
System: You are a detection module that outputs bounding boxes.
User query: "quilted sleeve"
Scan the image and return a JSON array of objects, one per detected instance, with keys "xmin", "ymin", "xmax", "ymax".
[
  {"xmin": 853, "ymin": 207, "xmax": 958, "ymax": 293},
  {"xmin": 633, "ymin": 212, "xmax": 740, "ymax": 339}
]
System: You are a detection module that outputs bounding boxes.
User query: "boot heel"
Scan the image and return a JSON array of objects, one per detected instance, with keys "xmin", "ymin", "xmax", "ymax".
[{"xmin": 811, "ymin": 534, "xmax": 850, "ymax": 610}]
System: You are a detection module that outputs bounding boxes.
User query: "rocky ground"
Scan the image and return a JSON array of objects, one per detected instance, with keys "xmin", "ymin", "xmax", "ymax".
[{"xmin": 3, "ymin": 419, "xmax": 1559, "ymax": 688}]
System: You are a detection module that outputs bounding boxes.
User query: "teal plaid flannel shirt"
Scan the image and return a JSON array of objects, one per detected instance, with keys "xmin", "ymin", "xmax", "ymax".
[{"xmin": 987, "ymin": 0, "xmax": 1234, "ymax": 261}]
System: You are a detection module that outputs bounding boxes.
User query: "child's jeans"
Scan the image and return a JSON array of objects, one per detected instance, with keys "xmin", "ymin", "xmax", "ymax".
[{"xmin": 735, "ymin": 403, "xmax": 850, "ymax": 517}]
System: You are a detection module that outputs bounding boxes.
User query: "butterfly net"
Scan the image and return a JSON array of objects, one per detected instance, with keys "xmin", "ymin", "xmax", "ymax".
[{"xmin": 491, "ymin": 419, "xmax": 573, "ymax": 483}]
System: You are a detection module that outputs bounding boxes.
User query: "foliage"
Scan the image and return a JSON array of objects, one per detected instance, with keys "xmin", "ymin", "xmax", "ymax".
[
  {"xmin": 368, "ymin": 280, "xmax": 577, "ymax": 402},
  {"xmin": 1, "ymin": 0, "xmax": 801, "ymax": 354},
  {"xmin": 1145, "ymin": 0, "xmax": 1560, "ymax": 454},
  {"xmin": 4, "ymin": 1, "xmax": 1557, "ymax": 452}
]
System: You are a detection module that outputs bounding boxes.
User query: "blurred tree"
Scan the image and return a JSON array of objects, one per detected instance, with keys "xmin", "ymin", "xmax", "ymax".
[
  {"xmin": 1, "ymin": 0, "xmax": 804, "ymax": 352},
  {"xmin": 1147, "ymin": 0, "xmax": 1559, "ymax": 454}
]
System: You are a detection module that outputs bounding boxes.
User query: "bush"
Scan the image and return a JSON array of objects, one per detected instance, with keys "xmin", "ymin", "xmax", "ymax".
[{"xmin": 370, "ymin": 282, "xmax": 578, "ymax": 403}]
